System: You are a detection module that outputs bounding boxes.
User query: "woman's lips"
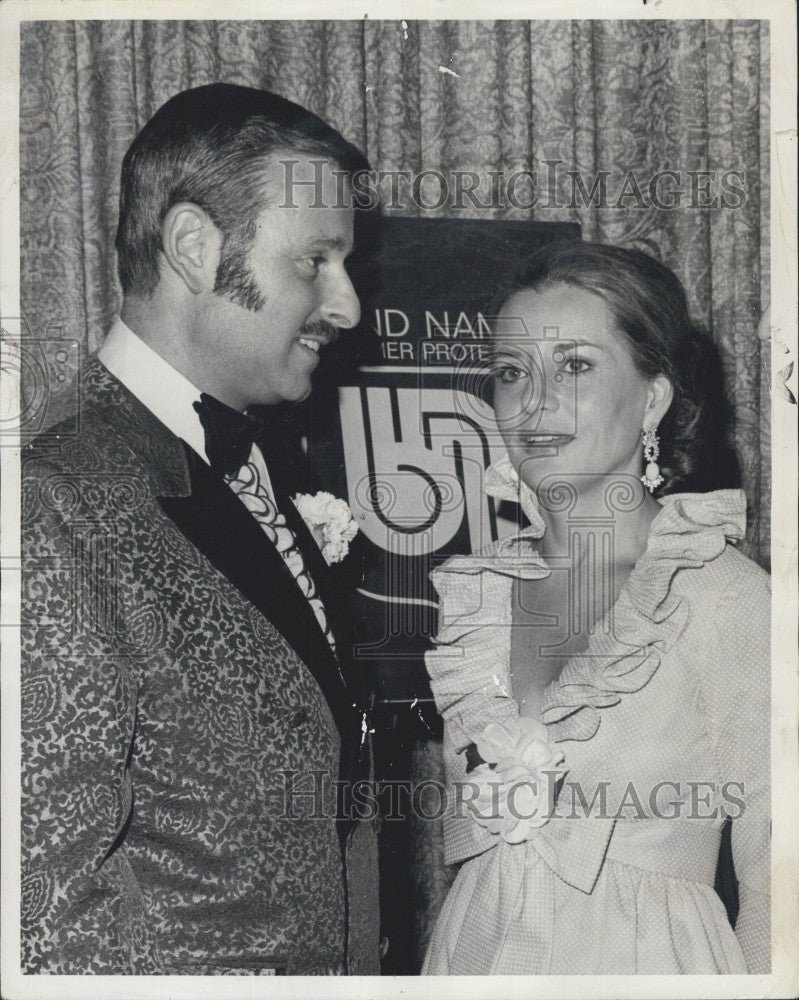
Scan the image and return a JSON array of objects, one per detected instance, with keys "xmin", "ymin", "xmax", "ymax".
[{"xmin": 520, "ymin": 433, "xmax": 575, "ymax": 447}]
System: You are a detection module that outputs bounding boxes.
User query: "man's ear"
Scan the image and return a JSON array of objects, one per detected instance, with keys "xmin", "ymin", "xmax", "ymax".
[
  {"xmin": 644, "ymin": 374, "xmax": 674, "ymax": 429},
  {"xmin": 161, "ymin": 202, "xmax": 222, "ymax": 295}
]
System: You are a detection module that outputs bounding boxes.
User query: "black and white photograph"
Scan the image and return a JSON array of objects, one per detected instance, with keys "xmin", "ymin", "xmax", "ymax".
[{"xmin": 1, "ymin": 2, "xmax": 796, "ymax": 998}]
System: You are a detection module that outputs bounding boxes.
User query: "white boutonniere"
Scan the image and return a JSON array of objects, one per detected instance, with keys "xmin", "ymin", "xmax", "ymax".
[{"xmin": 293, "ymin": 491, "xmax": 359, "ymax": 565}]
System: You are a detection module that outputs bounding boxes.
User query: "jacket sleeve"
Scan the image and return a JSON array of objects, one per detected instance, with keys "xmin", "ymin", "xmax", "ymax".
[
  {"xmin": 705, "ymin": 558, "xmax": 771, "ymax": 974},
  {"xmin": 21, "ymin": 454, "xmax": 163, "ymax": 973}
]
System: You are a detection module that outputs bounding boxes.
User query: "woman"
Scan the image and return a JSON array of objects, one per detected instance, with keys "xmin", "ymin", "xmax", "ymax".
[{"xmin": 422, "ymin": 242, "xmax": 770, "ymax": 975}]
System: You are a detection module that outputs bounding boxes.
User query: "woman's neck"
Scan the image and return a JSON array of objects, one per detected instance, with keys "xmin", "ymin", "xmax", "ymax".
[{"xmin": 534, "ymin": 477, "xmax": 663, "ymax": 569}]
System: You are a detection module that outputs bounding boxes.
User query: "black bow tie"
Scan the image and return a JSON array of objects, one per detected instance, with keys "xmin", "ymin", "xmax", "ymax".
[{"xmin": 193, "ymin": 392, "xmax": 263, "ymax": 478}]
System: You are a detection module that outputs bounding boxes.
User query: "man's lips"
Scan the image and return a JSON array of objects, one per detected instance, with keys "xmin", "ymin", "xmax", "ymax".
[
  {"xmin": 297, "ymin": 337, "xmax": 322, "ymax": 353},
  {"xmin": 297, "ymin": 320, "xmax": 339, "ymax": 353}
]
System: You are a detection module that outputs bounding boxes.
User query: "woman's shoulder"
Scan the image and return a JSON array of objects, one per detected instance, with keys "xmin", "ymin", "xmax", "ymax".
[
  {"xmin": 424, "ymin": 541, "xmax": 522, "ymax": 724},
  {"xmin": 672, "ymin": 547, "xmax": 770, "ymax": 658},
  {"xmin": 608, "ymin": 488, "xmax": 769, "ymax": 653},
  {"xmin": 670, "ymin": 530, "xmax": 769, "ymax": 617},
  {"xmin": 714, "ymin": 541, "xmax": 770, "ymax": 591},
  {"xmin": 652, "ymin": 496, "xmax": 770, "ymax": 698},
  {"xmin": 426, "ymin": 537, "xmax": 534, "ymax": 643},
  {"xmin": 687, "ymin": 545, "xmax": 771, "ymax": 738},
  {"xmin": 651, "ymin": 489, "xmax": 767, "ymax": 585}
]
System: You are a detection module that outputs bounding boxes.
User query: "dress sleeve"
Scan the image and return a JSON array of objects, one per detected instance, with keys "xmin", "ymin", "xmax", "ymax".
[
  {"xmin": 425, "ymin": 567, "xmax": 519, "ymax": 865},
  {"xmin": 21, "ymin": 456, "xmax": 163, "ymax": 973},
  {"xmin": 704, "ymin": 556, "xmax": 771, "ymax": 973}
]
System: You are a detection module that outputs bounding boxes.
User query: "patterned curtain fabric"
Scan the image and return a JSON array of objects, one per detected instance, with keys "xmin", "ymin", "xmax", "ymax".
[
  {"xmin": 20, "ymin": 18, "xmax": 770, "ymax": 565},
  {"xmin": 19, "ymin": 18, "xmax": 770, "ymax": 967}
]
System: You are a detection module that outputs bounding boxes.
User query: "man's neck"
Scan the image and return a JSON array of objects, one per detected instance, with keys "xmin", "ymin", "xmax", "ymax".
[
  {"xmin": 121, "ymin": 294, "xmax": 249, "ymax": 412},
  {"xmin": 120, "ymin": 295, "xmax": 195, "ymax": 381}
]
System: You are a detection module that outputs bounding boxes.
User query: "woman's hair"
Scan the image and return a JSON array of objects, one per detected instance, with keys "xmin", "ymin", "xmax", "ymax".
[{"xmin": 489, "ymin": 240, "xmax": 740, "ymax": 495}]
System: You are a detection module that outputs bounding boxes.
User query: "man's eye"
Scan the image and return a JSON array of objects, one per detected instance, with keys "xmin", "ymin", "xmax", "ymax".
[
  {"xmin": 491, "ymin": 364, "xmax": 527, "ymax": 384},
  {"xmin": 302, "ymin": 256, "xmax": 325, "ymax": 272}
]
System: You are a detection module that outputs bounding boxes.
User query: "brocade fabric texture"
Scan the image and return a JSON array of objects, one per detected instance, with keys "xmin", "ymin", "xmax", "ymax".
[{"xmin": 21, "ymin": 358, "xmax": 379, "ymax": 975}]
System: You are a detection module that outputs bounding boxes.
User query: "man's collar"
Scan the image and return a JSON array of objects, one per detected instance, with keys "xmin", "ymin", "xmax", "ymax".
[{"xmin": 98, "ymin": 318, "xmax": 209, "ymax": 463}]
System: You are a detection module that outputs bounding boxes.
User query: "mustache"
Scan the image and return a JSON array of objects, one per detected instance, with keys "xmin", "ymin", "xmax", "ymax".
[{"xmin": 298, "ymin": 319, "xmax": 339, "ymax": 344}]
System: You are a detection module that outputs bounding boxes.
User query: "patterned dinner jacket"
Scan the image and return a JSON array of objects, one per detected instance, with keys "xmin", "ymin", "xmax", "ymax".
[{"xmin": 21, "ymin": 357, "xmax": 379, "ymax": 975}]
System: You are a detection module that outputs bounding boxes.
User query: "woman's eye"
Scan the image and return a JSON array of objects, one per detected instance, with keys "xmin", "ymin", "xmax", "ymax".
[
  {"xmin": 561, "ymin": 357, "xmax": 592, "ymax": 376},
  {"xmin": 491, "ymin": 364, "xmax": 527, "ymax": 384}
]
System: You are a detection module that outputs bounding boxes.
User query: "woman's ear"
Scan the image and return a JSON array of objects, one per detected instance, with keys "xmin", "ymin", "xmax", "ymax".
[
  {"xmin": 645, "ymin": 374, "xmax": 674, "ymax": 429},
  {"xmin": 161, "ymin": 202, "xmax": 222, "ymax": 295}
]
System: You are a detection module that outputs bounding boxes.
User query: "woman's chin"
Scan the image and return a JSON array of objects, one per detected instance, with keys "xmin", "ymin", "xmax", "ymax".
[{"xmin": 517, "ymin": 467, "xmax": 645, "ymax": 500}]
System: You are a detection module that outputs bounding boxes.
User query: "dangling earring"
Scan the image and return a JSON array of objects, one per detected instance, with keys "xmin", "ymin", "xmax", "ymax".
[{"xmin": 640, "ymin": 426, "xmax": 664, "ymax": 492}]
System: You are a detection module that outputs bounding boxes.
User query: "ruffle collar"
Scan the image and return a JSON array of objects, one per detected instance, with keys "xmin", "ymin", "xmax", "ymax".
[
  {"xmin": 432, "ymin": 458, "xmax": 747, "ymax": 743},
  {"xmin": 540, "ymin": 488, "xmax": 746, "ymax": 741},
  {"xmin": 482, "ymin": 452, "xmax": 547, "ymax": 537},
  {"xmin": 436, "ymin": 453, "xmax": 549, "ymax": 580}
]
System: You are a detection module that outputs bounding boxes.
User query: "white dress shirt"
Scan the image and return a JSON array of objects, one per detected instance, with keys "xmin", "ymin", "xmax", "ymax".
[
  {"xmin": 99, "ymin": 318, "xmax": 336, "ymax": 653},
  {"xmin": 98, "ymin": 317, "xmax": 274, "ymax": 495}
]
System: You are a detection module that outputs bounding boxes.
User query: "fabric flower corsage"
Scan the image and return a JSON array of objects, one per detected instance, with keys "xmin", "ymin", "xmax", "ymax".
[
  {"xmin": 463, "ymin": 716, "xmax": 565, "ymax": 844},
  {"xmin": 293, "ymin": 491, "xmax": 358, "ymax": 565}
]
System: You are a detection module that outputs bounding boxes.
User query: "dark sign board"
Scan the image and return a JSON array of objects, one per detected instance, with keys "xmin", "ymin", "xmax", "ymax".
[{"xmin": 311, "ymin": 217, "xmax": 581, "ymax": 705}]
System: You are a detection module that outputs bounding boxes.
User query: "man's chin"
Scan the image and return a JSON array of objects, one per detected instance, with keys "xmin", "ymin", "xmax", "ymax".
[{"xmin": 266, "ymin": 382, "xmax": 313, "ymax": 407}]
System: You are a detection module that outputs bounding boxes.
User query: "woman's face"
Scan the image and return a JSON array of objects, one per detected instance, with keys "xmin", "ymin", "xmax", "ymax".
[{"xmin": 491, "ymin": 283, "xmax": 668, "ymax": 495}]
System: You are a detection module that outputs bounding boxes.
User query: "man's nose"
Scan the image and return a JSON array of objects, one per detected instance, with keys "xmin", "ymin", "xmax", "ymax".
[{"xmin": 320, "ymin": 268, "xmax": 361, "ymax": 330}]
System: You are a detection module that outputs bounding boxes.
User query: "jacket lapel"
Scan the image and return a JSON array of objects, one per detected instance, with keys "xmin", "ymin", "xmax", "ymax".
[
  {"xmin": 272, "ymin": 479, "xmax": 371, "ymax": 782},
  {"xmin": 79, "ymin": 360, "xmax": 354, "ymax": 742},
  {"xmin": 157, "ymin": 446, "xmax": 353, "ymax": 740}
]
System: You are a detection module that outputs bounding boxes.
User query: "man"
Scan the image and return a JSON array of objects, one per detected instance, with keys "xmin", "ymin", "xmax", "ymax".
[{"xmin": 21, "ymin": 83, "xmax": 378, "ymax": 975}]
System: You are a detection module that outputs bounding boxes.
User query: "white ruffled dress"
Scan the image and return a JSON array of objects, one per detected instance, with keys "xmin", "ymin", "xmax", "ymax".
[{"xmin": 423, "ymin": 488, "xmax": 770, "ymax": 975}]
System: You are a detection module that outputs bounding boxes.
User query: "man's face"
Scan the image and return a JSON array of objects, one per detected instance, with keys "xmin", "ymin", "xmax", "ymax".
[{"xmin": 196, "ymin": 154, "xmax": 359, "ymax": 410}]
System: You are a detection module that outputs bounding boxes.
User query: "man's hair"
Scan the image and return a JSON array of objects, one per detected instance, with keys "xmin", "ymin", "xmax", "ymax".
[{"xmin": 115, "ymin": 83, "xmax": 369, "ymax": 300}]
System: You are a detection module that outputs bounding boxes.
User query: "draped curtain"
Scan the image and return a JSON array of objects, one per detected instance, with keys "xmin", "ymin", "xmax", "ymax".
[
  {"xmin": 20, "ymin": 18, "xmax": 770, "ymax": 564},
  {"xmin": 19, "ymin": 17, "xmax": 770, "ymax": 966}
]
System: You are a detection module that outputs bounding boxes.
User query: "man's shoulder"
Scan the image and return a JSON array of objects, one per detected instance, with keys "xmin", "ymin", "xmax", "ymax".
[
  {"xmin": 26, "ymin": 417, "xmax": 124, "ymax": 485},
  {"xmin": 31, "ymin": 354, "xmax": 121, "ymax": 438},
  {"xmin": 21, "ymin": 365, "xmax": 186, "ymax": 537},
  {"xmin": 25, "ymin": 355, "xmax": 174, "ymax": 477}
]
